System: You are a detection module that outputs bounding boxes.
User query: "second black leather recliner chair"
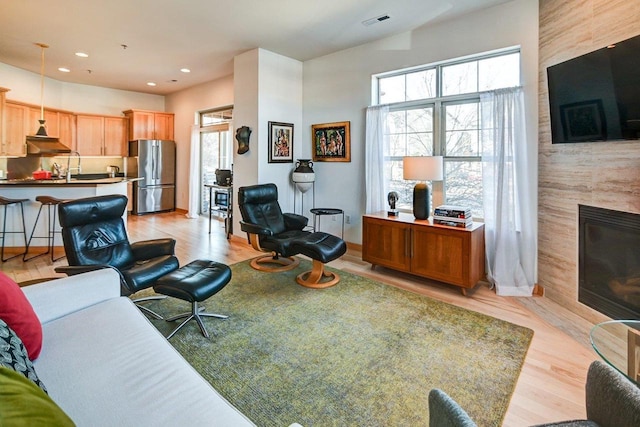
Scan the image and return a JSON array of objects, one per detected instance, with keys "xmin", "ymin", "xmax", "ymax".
[
  {"xmin": 55, "ymin": 194, "xmax": 179, "ymax": 319},
  {"xmin": 238, "ymin": 183, "xmax": 310, "ymax": 272}
]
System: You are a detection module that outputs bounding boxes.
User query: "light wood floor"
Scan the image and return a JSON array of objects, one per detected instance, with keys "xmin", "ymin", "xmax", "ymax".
[{"xmin": 1, "ymin": 211, "xmax": 598, "ymax": 426}]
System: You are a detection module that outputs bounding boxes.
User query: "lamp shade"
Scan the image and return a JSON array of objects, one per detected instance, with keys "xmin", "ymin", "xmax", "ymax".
[
  {"xmin": 403, "ymin": 156, "xmax": 443, "ymax": 181},
  {"xmin": 403, "ymin": 156, "xmax": 443, "ymax": 220}
]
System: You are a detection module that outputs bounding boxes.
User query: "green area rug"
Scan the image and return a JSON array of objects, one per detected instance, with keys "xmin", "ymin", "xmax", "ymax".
[{"xmin": 144, "ymin": 259, "xmax": 533, "ymax": 427}]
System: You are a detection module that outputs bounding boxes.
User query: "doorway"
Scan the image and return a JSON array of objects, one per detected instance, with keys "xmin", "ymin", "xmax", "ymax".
[{"xmin": 199, "ymin": 107, "xmax": 232, "ymax": 214}]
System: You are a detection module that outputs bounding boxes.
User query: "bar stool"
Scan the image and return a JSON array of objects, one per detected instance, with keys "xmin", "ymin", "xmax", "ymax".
[
  {"xmin": 24, "ymin": 196, "xmax": 68, "ymax": 262},
  {"xmin": 0, "ymin": 196, "xmax": 28, "ymax": 262}
]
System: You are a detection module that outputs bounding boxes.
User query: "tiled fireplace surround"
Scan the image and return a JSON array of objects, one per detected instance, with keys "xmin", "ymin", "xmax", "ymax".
[{"xmin": 539, "ymin": 1, "xmax": 640, "ymax": 324}]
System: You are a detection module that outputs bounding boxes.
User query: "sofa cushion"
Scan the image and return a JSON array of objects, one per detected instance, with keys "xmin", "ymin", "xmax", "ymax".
[
  {"xmin": 0, "ymin": 319, "xmax": 47, "ymax": 393},
  {"xmin": 33, "ymin": 296, "xmax": 254, "ymax": 426},
  {"xmin": 0, "ymin": 272, "xmax": 42, "ymax": 360},
  {"xmin": 0, "ymin": 366, "xmax": 74, "ymax": 426}
]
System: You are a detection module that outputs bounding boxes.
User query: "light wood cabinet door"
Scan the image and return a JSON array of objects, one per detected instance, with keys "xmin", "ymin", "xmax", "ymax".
[
  {"xmin": 0, "ymin": 89, "xmax": 5, "ymax": 153},
  {"xmin": 76, "ymin": 114, "xmax": 104, "ymax": 155},
  {"xmin": 4, "ymin": 102, "xmax": 28, "ymax": 156},
  {"xmin": 58, "ymin": 112, "xmax": 76, "ymax": 150},
  {"xmin": 103, "ymin": 117, "xmax": 127, "ymax": 156},
  {"xmin": 362, "ymin": 216, "xmax": 411, "ymax": 271},
  {"xmin": 126, "ymin": 110, "xmax": 155, "ymax": 140},
  {"xmin": 154, "ymin": 113, "xmax": 174, "ymax": 140}
]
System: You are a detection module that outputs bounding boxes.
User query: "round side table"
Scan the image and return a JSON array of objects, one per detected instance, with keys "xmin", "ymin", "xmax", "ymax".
[{"xmin": 310, "ymin": 208, "xmax": 344, "ymax": 238}]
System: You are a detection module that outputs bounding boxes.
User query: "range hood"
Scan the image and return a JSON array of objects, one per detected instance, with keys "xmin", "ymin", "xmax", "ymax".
[{"xmin": 26, "ymin": 135, "xmax": 72, "ymax": 156}]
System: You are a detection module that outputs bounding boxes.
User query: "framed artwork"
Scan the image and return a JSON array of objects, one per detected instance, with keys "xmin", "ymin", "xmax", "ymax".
[
  {"xmin": 311, "ymin": 121, "xmax": 351, "ymax": 162},
  {"xmin": 560, "ymin": 99, "xmax": 607, "ymax": 142},
  {"xmin": 268, "ymin": 121, "xmax": 294, "ymax": 163}
]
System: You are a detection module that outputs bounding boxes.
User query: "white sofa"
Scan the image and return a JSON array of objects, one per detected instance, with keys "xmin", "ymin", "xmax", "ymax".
[{"xmin": 21, "ymin": 269, "xmax": 254, "ymax": 426}]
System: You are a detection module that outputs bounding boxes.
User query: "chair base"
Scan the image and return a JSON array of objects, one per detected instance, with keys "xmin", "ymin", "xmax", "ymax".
[
  {"xmin": 250, "ymin": 253, "xmax": 300, "ymax": 272},
  {"xmin": 166, "ymin": 301, "xmax": 229, "ymax": 339},
  {"xmin": 296, "ymin": 259, "xmax": 340, "ymax": 289},
  {"xmin": 132, "ymin": 295, "xmax": 167, "ymax": 320},
  {"xmin": 165, "ymin": 301, "xmax": 228, "ymax": 339}
]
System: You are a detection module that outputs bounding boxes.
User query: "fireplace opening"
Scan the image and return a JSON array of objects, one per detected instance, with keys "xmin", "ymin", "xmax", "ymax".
[{"xmin": 579, "ymin": 205, "xmax": 640, "ymax": 319}]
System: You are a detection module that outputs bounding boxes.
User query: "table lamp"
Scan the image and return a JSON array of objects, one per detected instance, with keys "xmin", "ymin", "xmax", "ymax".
[{"xmin": 403, "ymin": 156, "xmax": 443, "ymax": 220}]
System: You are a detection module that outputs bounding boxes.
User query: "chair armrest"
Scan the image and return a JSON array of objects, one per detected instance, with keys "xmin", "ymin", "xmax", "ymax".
[
  {"xmin": 283, "ymin": 213, "xmax": 308, "ymax": 230},
  {"xmin": 428, "ymin": 389, "xmax": 477, "ymax": 427},
  {"xmin": 131, "ymin": 238, "xmax": 176, "ymax": 260},
  {"xmin": 240, "ymin": 221, "xmax": 274, "ymax": 236},
  {"xmin": 22, "ymin": 269, "xmax": 122, "ymax": 325},
  {"xmin": 585, "ymin": 360, "xmax": 640, "ymax": 426}
]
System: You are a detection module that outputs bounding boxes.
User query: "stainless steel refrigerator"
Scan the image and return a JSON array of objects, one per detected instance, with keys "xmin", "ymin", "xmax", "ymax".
[{"xmin": 128, "ymin": 139, "xmax": 176, "ymax": 215}]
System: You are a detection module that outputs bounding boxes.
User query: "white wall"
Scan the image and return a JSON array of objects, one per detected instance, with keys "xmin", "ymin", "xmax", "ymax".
[
  {"xmin": 0, "ymin": 62, "xmax": 164, "ymax": 116},
  {"xmin": 257, "ymin": 49, "xmax": 303, "ymax": 214},
  {"xmin": 302, "ymin": 0, "xmax": 539, "ymax": 244},
  {"xmin": 232, "ymin": 49, "xmax": 303, "ymax": 237},
  {"xmin": 165, "ymin": 75, "xmax": 234, "ymax": 210},
  {"xmin": 232, "ymin": 49, "xmax": 260, "ymax": 237}
]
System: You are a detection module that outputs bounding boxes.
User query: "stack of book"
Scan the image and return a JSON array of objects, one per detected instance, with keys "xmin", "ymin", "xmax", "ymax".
[{"xmin": 433, "ymin": 205, "xmax": 473, "ymax": 228}]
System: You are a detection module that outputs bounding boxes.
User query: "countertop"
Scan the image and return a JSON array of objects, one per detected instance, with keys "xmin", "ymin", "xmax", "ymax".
[{"xmin": 0, "ymin": 175, "xmax": 142, "ymax": 186}]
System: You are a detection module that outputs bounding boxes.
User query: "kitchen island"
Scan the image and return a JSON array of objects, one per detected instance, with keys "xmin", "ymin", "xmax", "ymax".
[{"xmin": 0, "ymin": 176, "xmax": 140, "ymax": 248}]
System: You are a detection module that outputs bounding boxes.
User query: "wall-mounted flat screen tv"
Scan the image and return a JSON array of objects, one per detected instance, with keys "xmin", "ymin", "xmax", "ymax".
[{"xmin": 547, "ymin": 33, "xmax": 640, "ymax": 144}]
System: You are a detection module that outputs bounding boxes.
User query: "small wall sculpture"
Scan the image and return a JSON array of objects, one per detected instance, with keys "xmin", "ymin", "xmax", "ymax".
[{"xmin": 236, "ymin": 126, "xmax": 252, "ymax": 155}]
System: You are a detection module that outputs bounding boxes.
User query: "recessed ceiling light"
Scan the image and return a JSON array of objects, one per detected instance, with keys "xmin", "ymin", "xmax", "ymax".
[
  {"xmin": 180, "ymin": 68, "xmax": 191, "ymax": 73},
  {"xmin": 147, "ymin": 82, "xmax": 156, "ymax": 86},
  {"xmin": 58, "ymin": 67, "xmax": 71, "ymax": 73},
  {"xmin": 75, "ymin": 52, "xmax": 89, "ymax": 58}
]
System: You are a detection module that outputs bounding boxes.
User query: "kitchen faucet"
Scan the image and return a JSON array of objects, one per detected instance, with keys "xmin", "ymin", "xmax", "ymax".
[{"xmin": 66, "ymin": 151, "xmax": 82, "ymax": 182}]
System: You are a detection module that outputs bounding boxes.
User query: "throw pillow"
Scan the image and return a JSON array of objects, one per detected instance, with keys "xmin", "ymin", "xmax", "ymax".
[
  {"xmin": 0, "ymin": 271, "xmax": 43, "ymax": 360},
  {"xmin": 0, "ymin": 366, "xmax": 75, "ymax": 426},
  {"xmin": 0, "ymin": 318, "xmax": 47, "ymax": 393}
]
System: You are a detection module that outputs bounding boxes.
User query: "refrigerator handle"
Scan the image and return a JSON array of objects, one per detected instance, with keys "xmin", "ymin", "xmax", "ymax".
[{"xmin": 153, "ymin": 143, "xmax": 159, "ymax": 181}]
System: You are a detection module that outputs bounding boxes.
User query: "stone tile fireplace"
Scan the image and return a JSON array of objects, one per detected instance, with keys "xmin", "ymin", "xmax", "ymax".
[{"xmin": 579, "ymin": 205, "xmax": 640, "ymax": 319}]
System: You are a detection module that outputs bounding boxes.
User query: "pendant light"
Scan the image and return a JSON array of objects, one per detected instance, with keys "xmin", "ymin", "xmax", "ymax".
[{"xmin": 34, "ymin": 42, "xmax": 49, "ymax": 137}]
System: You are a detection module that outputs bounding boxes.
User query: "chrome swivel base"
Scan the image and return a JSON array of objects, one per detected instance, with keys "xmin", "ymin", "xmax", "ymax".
[
  {"xmin": 132, "ymin": 295, "xmax": 167, "ymax": 320},
  {"xmin": 165, "ymin": 301, "xmax": 228, "ymax": 339}
]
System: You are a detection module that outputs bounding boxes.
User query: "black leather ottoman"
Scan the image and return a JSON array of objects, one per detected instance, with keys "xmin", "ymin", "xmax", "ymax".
[
  {"xmin": 290, "ymin": 232, "xmax": 347, "ymax": 288},
  {"xmin": 153, "ymin": 259, "xmax": 231, "ymax": 339}
]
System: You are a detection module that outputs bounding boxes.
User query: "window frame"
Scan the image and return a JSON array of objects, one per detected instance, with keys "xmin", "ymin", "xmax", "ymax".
[{"xmin": 374, "ymin": 47, "xmax": 521, "ymax": 218}]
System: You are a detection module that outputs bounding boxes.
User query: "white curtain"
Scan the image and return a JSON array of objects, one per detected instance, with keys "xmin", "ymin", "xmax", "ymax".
[
  {"xmin": 186, "ymin": 124, "xmax": 200, "ymax": 219},
  {"xmin": 481, "ymin": 87, "xmax": 536, "ymax": 296},
  {"xmin": 365, "ymin": 105, "xmax": 389, "ymax": 214}
]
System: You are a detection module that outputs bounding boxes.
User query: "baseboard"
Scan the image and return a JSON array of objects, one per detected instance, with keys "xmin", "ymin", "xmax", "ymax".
[
  {"xmin": 533, "ymin": 283, "xmax": 545, "ymax": 297},
  {"xmin": 346, "ymin": 241, "xmax": 361, "ymax": 252}
]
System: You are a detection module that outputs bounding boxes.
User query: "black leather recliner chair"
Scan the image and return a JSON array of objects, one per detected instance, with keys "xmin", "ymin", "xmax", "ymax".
[
  {"xmin": 238, "ymin": 183, "xmax": 310, "ymax": 272},
  {"xmin": 55, "ymin": 194, "xmax": 179, "ymax": 319}
]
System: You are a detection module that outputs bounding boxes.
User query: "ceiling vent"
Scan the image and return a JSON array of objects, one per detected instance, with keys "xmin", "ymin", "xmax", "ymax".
[{"xmin": 362, "ymin": 14, "xmax": 390, "ymax": 26}]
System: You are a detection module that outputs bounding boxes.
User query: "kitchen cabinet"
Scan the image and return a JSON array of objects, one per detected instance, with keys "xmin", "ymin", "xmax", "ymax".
[
  {"xmin": 58, "ymin": 112, "xmax": 76, "ymax": 151},
  {"xmin": 362, "ymin": 212, "xmax": 485, "ymax": 295},
  {"xmin": 0, "ymin": 88, "xmax": 8, "ymax": 155},
  {"xmin": 76, "ymin": 114, "xmax": 127, "ymax": 156},
  {"xmin": 4, "ymin": 102, "xmax": 29, "ymax": 156},
  {"xmin": 123, "ymin": 109, "xmax": 174, "ymax": 140}
]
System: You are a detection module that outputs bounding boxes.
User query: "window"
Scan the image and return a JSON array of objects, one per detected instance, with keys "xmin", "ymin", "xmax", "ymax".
[
  {"xmin": 375, "ymin": 50, "xmax": 520, "ymax": 218},
  {"xmin": 199, "ymin": 107, "xmax": 233, "ymax": 214}
]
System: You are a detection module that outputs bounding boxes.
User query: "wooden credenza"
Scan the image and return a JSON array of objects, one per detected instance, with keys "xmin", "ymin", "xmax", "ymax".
[{"xmin": 362, "ymin": 212, "xmax": 485, "ymax": 295}]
